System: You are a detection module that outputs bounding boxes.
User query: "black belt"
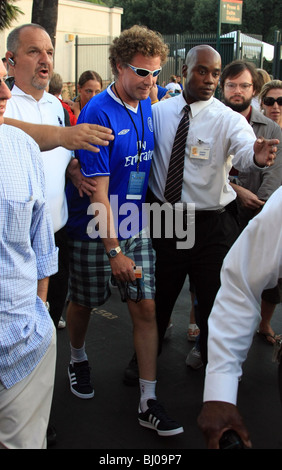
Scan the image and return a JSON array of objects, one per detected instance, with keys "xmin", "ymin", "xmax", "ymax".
[{"xmin": 195, "ymin": 207, "xmax": 226, "ymax": 216}]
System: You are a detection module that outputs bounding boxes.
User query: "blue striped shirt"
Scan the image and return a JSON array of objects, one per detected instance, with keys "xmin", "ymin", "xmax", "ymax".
[{"xmin": 0, "ymin": 125, "xmax": 58, "ymax": 389}]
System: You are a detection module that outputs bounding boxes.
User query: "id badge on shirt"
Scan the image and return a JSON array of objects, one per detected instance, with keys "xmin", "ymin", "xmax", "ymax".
[
  {"xmin": 126, "ymin": 171, "xmax": 146, "ymax": 200},
  {"xmin": 190, "ymin": 141, "xmax": 210, "ymax": 160}
]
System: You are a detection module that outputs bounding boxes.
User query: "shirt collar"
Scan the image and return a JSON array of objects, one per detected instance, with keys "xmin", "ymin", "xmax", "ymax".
[
  {"xmin": 177, "ymin": 92, "xmax": 214, "ymax": 118},
  {"xmin": 11, "ymin": 85, "xmax": 53, "ymax": 104},
  {"xmin": 107, "ymin": 82, "xmax": 139, "ymax": 114}
]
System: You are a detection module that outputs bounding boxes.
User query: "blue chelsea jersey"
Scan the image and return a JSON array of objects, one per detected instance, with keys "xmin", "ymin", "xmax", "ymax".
[{"xmin": 66, "ymin": 86, "xmax": 154, "ymax": 241}]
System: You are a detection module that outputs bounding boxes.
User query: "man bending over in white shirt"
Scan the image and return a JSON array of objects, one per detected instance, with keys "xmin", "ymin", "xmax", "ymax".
[{"xmin": 198, "ymin": 186, "xmax": 282, "ymax": 449}]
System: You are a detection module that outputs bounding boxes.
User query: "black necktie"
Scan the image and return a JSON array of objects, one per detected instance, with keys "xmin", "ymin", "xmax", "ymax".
[{"xmin": 164, "ymin": 105, "xmax": 190, "ymax": 204}]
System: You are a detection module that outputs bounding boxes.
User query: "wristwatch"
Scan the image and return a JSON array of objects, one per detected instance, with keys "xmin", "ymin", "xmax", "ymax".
[{"xmin": 107, "ymin": 246, "xmax": 121, "ymax": 258}]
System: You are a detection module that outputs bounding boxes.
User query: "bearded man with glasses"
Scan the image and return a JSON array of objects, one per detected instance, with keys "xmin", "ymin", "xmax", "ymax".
[
  {"xmin": 221, "ymin": 59, "xmax": 282, "ymax": 346},
  {"xmin": 65, "ymin": 25, "xmax": 184, "ymax": 437}
]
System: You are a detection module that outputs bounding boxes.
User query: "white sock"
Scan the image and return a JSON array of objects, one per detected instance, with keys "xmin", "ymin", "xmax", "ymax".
[
  {"xmin": 70, "ymin": 343, "xmax": 88, "ymax": 365},
  {"xmin": 139, "ymin": 378, "xmax": 157, "ymax": 412}
]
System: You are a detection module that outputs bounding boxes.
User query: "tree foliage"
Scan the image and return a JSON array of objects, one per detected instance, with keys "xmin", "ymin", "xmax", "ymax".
[
  {"xmin": 0, "ymin": 0, "xmax": 23, "ymax": 31},
  {"xmin": 99, "ymin": 0, "xmax": 281, "ymax": 44}
]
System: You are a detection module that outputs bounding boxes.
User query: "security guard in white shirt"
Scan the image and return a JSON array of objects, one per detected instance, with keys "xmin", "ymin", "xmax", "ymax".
[{"xmin": 147, "ymin": 45, "xmax": 278, "ymax": 365}]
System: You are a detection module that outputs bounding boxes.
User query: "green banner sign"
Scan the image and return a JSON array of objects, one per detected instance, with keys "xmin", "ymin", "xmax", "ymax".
[{"xmin": 221, "ymin": 0, "xmax": 243, "ymax": 24}]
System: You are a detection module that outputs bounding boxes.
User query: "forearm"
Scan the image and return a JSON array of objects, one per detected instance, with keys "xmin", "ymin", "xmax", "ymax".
[
  {"xmin": 230, "ymin": 181, "xmax": 241, "ymax": 196},
  {"xmin": 205, "ymin": 200, "xmax": 282, "ymax": 403},
  {"xmin": 230, "ymin": 181, "xmax": 265, "ymax": 210},
  {"xmin": 205, "ymin": 233, "xmax": 264, "ymax": 404},
  {"xmin": 89, "ymin": 191, "xmax": 119, "ymax": 251},
  {"xmin": 37, "ymin": 277, "xmax": 49, "ymax": 303},
  {"xmin": 4, "ymin": 118, "xmax": 61, "ymax": 150},
  {"xmin": 204, "ymin": 281, "xmax": 259, "ymax": 404},
  {"xmin": 4, "ymin": 119, "xmax": 114, "ymax": 152},
  {"xmin": 89, "ymin": 183, "xmax": 135, "ymax": 282}
]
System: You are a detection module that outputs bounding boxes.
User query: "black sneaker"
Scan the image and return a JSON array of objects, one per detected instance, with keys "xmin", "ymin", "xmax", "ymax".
[
  {"xmin": 123, "ymin": 353, "xmax": 139, "ymax": 386},
  {"xmin": 138, "ymin": 399, "xmax": 184, "ymax": 436},
  {"xmin": 68, "ymin": 361, "xmax": 94, "ymax": 399}
]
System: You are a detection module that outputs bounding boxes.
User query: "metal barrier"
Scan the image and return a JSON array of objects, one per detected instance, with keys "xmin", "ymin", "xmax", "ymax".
[{"xmin": 74, "ymin": 31, "xmax": 265, "ymax": 93}]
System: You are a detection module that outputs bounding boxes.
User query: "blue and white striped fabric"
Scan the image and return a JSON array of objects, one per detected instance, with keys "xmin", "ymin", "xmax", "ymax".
[{"xmin": 0, "ymin": 124, "xmax": 58, "ymax": 389}]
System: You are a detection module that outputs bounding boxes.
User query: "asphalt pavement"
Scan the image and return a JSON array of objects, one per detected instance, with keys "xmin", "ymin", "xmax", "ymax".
[{"xmin": 48, "ymin": 278, "xmax": 282, "ymax": 453}]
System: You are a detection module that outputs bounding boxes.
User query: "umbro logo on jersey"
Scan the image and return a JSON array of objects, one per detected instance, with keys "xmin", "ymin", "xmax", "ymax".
[{"xmin": 118, "ymin": 129, "xmax": 130, "ymax": 135}]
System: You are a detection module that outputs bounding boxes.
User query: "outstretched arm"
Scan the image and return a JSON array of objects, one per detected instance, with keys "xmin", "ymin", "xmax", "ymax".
[
  {"xmin": 198, "ymin": 188, "xmax": 282, "ymax": 448},
  {"xmin": 4, "ymin": 118, "xmax": 114, "ymax": 152}
]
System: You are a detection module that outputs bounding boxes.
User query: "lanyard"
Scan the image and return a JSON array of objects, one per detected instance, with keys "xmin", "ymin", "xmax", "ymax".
[{"xmin": 113, "ymin": 83, "xmax": 144, "ymax": 172}]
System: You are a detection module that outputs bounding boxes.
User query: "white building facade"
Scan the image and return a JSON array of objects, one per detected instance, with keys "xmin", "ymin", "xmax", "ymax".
[{"xmin": 0, "ymin": 0, "xmax": 123, "ymax": 84}]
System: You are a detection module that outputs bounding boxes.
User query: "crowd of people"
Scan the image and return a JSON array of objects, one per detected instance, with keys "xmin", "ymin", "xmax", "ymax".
[{"xmin": 0, "ymin": 21, "xmax": 281, "ymax": 450}]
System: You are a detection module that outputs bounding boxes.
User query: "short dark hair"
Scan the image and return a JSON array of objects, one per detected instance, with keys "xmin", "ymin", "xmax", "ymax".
[
  {"xmin": 220, "ymin": 60, "xmax": 260, "ymax": 94},
  {"xmin": 78, "ymin": 70, "xmax": 103, "ymax": 89}
]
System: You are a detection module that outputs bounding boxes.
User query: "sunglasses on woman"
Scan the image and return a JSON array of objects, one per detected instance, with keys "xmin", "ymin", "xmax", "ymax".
[
  {"xmin": 127, "ymin": 63, "xmax": 162, "ymax": 78},
  {"xmin": 263, "ymin": 96, "xmax": 282, "ymax": 106}
]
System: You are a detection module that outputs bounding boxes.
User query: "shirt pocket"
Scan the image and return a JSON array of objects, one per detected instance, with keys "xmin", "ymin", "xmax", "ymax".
[
  {"xmin": 188, "ymin": 135, "xmax": 215, "ymax": 167},
  {"xmin": 3, "ymin": 198, "xmax": 34, "ymax": 245}
]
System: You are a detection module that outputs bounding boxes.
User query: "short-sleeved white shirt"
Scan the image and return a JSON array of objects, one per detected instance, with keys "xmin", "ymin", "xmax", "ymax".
[{"xmin": 5, "ymin": 86, "xmax": 71, "ymax": 233}]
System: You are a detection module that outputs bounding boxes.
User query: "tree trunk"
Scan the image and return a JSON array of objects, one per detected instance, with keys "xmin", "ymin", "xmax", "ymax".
[{"xmin": 32, "ymin": 0, "xmax": 58, "ymax": 49}]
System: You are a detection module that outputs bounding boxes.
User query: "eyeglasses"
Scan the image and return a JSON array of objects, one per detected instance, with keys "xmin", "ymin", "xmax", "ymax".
[
  {"xmin": 225, "ymin": 82, "xmax": 253, "ymax": 91},
  {"xmin": 127, "ymin": 63, "xmax": 162, "ymax": 78},
  {"xmin": 263, "ymin": 96, "xmax": 282, "ymax": 106}
]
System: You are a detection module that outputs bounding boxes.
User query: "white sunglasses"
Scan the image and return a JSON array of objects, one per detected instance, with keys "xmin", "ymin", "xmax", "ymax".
[{"xmin": 127, "ymin": 63, "xmax": 162, "ymax": 78}]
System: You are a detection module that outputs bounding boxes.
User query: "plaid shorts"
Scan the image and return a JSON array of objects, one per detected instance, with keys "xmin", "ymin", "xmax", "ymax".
[{"xmin": 68, "ymin": 230, "xmax": 156, "ymax": 308}]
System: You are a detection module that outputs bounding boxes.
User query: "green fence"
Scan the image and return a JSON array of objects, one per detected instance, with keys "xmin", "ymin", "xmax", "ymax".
[
  {"xmin": 74, "ymin": 31, "xmax": 264, "ymax": 91},
  {"xmin": 160, "ymin": 33, "xmax": 235, "ymax": 86}
]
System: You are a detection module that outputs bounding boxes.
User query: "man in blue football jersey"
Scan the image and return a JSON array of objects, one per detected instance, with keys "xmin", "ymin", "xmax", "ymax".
[{"xmin": 65, "ymin": 25, "xmax": 184, "ymax": 436}]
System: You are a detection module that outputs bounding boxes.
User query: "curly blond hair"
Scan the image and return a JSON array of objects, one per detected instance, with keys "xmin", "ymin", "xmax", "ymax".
[{"xmin": 109, "ymin": 25, "xmax": 168, "ymax": 78}]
